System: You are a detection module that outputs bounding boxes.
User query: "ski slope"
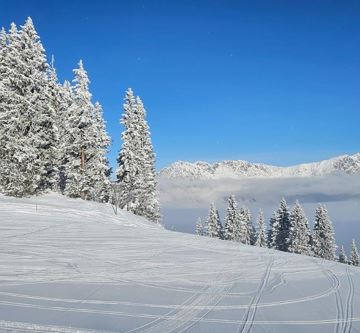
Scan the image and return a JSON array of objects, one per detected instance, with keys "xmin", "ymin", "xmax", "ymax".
[{"xmin": 0, "ymin": 194, "xmax": 359, "ymax": 333}]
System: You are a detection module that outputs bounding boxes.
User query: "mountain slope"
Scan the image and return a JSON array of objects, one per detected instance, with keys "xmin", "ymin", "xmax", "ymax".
[
  {"xmin": 159, "ymin": 153, "xmax": 360, "ymax": 180},
  {"xmin": 0, "ymin": 194, "xmax": 359, "ymax": 332}
]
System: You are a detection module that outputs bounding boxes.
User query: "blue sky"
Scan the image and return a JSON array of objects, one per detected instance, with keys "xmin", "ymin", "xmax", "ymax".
[{"xmin": 1, "ymin": 0, "xmax": 360, "ymax": 170}]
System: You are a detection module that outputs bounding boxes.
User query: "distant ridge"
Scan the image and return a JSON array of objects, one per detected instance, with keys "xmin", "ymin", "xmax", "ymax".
[{"xmin": 159, "ymin": 153, "xmax": 360, "ymax": 180}]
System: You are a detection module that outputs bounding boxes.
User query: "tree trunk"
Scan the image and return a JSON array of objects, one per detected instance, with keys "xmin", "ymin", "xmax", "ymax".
[{"xmin": 80, "ymin": 148, "xmax": 85, "ymax": 200}]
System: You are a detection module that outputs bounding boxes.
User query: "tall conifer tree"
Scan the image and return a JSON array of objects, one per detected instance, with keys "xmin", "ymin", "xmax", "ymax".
[
  {"xmin": 207, "ymin": 203, "xmax": 223, "ymax": 239},
  {"xmin": 255, "ymin": 210, "xmax": 267, "ymax": 247},
  {"xmin": 350, "ymin": 239, "xmax": 360, "ymax": 266},
  {"xmin": 64, "ymin": 60, "xmax": 110, "ymax": 201},
  {"xmin": 339, "ymin": 245, "xmax": 348, "ymax": 264},
  {"xmin": 0, "ymin": 18, "xmax": 58, "ymax": 195},
  {"xmin": 268, "ymin": 198, "xmax": 291, "ymax": 251},
  {"xmin": 224, "ymin": 195, "xmax": 239, "ymax": 240},
  {"xmin": 312, "ymin": 205, "xmax": 336, "ymax": 260},
  {"xmin": 288, "ymin": 201, "xmax": 312, "ymax": 255},
  {"xmin": 88, "ymin": 102, "xmax": 111, "ymax": 201},
  {"xmin": 116, "ymin": 89, "xmax": 160, "ymax": 222},
  {"xmin": 134, "ymin": 97, "xmax": 160, "ymax": 222},
  {"xmin": 240, "ymin": 207, "xmax": 254, "ymax": 245},
  {"xmin": 117, "ymin": 88, "xmax": 139, "ymax": 211},
  {"xmin": 195, "ymin": 217, "xmax": 205, "ymax": 236}
]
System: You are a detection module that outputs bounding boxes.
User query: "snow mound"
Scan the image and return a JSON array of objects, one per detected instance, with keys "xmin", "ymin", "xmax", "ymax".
[
  {"xmin": 0, "ymin": 193, "xmax": 359, "ymax": 332},
  {"xmin": 159, "ymin": 153, "xmax": 360, "ymax": 180}
]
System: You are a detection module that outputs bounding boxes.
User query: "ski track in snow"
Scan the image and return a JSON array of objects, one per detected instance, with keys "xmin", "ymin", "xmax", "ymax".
[
  {"xmin": 237, "ymin": 256, "xmax": 274, "ymax": 333},
  {"xmin": 0, "ymin": 194, "xmax": 359, "ymax": 333},
  {"xmin": 344, "ymin": 267, "xmax": 355, "ymax": 333},
  {"xmin": 314, "ymin": 259, "xmax": 357, "ymax": 333}
]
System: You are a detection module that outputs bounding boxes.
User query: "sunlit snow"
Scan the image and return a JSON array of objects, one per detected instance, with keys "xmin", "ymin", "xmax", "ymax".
[{"xmin": 0, "ymin": 194, "xmax": 359, "ymax": 332}]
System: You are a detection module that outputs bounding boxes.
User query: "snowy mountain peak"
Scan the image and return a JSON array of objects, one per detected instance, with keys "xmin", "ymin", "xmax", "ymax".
[{"xmin": 159, "ymin": 153, "xmax": 360, "ymax": 180}]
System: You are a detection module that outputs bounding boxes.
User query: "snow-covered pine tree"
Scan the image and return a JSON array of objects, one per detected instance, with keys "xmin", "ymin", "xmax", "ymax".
[
  {"xmin": 207, "ymin": 203, "xmax": 223, "ymax": 239},
  {"xmin": 238, "ymin": 206, "xmax": 253, "ymax": 245},
  {"xmin": 195, "ymin": 217, "xmax": 205, "ymax": 236},
  {"xmin": 37, "ymin": 57, "xmax": 61, "ymax": 191},
  {"xmin": 0, "ymin": 26, "xmax": 8, "ymax": 192},
  {"xmin": 0, "ymin": 18, "xmax": 58, "ymax": 196},
  {"xmin": 116, "ymin": 88, "xmax": 139, "ymax": 211},
  {"xmin": 64, "ymin": 60, "xmax": 109, "ymax": 201},
  {"xmin": 64, "ymin": 60, "xmax": 94, "ymax": 199},
  {"xmin": 288, "ymin": 200, "xmax": 312, "ymax": 255},
  {"xmin": 215, "ymin": 207, "xmax": 223, "ymax": 240},
  {"xmin": 20, "ymin": 18, "xmax": 59, "ymax": 193},
  {"xmin": 267, "ymin": 213, "xmax": 278, "ymax": 248},
  {"xmin": 232, "ymin": 208, "xmax": 242, "ymax": 243},
  {"xmin": 350, "ymin": 239, "xmax": 360, "ymax": 266},
  {"xmin": 249, "ymin": 209, "xmax": 256, "ymax": 245},
  {"xmin": 0, "ymin": 27, "xmax": 6, "ymax": 78},
  {"xmin": 57, "ymin": 80, "xmax": 74, "ymax": 192},
  {"xmin": 0, "ymin": 22, "xmax": 31, "ymax": 195},
  {"xmin": 116, "ymin": 90, "xmax": 160, "ymax": 222},
  {"xmin": 267, "ymin": 198, "xmax": 291, "ymax": 252},
  {"xmin": 87, "ymin": 102, "xmax": 111, "ymax": 202},
  {"xmin": 224, "ymin": 195, "xmax": 239, "ymax": 240},
  {"xmin": 338, "ymin": 245, "xmax": 348, "ymax": 264},
  {"xmin": 237, "ymin": 207, "xmax": 246, "ymax": 243},
  {"xmin": 203, "ymin": 215, "xmax": 210, "ymax": 237},
  {"xmin": 0, "ymin": 26, "xmax": 8, "ymax": 83},
  {"xmin": 312, "ymin": 205, "xmax": 336, "ymax": 261},
  {"xmin": 0, "ymin": 27, "xmax": 6, "ymax": 49},
  {"xmin": 133, "ymin": 96, "xmax": 160, "ymax": 222},
  {"xmin": 255, "ymin": 210, "xmax": 267, "ymax": 247}
]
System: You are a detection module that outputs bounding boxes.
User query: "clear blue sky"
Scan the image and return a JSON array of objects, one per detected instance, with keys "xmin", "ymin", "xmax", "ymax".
[{"xmin": 1, "ymin": 0, "xmax": 360, "ymax": 170}]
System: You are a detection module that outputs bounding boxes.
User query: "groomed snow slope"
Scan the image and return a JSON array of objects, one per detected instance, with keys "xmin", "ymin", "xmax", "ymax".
[{"xmin": 0, "ymin": 194, "xmax": 359, "ymax": 333}]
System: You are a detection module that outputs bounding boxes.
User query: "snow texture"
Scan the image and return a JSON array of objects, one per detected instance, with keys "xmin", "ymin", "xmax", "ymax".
[{"xmin": 0, "ymin": 193, "xmax": 359, "ymax": 332}]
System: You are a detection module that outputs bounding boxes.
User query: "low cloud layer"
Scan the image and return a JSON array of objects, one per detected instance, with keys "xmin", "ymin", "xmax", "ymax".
[
  {"xmin": 158, "ymin": 174, "xmax": 360, "ymax": 251},
  {"xmin": 159, "ymin": 173, "xmax": 360, "ymax": 208}
]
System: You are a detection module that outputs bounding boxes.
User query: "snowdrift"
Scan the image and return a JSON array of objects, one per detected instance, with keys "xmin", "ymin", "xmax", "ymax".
[{"xmin": 0, "ymin": 193, "xmax": 359, "ymax": 332}]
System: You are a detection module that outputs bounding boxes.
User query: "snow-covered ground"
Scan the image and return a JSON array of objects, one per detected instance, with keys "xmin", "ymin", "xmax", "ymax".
[{"xmin": 0, "ymin": 194, "xmax": 359, "ymax": 333}]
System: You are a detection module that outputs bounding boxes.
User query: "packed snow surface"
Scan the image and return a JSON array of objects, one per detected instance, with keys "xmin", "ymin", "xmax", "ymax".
[
  {"xmin": 159, "ymin": 153, "xmax": 360, "ymax": 180},
  {"xmin": 0, "ymin": 194, "xmax": 359, "ymax": 332}
]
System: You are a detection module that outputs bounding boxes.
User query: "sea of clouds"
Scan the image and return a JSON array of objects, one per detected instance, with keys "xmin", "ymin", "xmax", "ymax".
[{"xmin": 159, "ymin": 173, "xmax": 360, "ymax": 251}]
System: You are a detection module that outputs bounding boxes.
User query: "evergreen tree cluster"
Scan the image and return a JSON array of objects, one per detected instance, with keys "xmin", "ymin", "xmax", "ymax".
[
  {"xmin": 0, "ymin": 18, "xmax": 110, "ymax": 200},
  {"xmin": 339, "ymin": 239, "xmax": 360, "ymax": 266},
  {"xmin": 196, "ymin": 196, "xmax": 359, "ymax": 265},
  {"xmin": 197, "ymin": 198, "xmax": 257, "ymax": 246},
  {"xmin": 0, "ymin": 18, "xmax": 160, "ymax": 223}
]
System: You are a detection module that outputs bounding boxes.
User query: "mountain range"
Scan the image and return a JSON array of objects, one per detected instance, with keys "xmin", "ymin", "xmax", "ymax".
[{"xmin": 159, "ymin": 153, "xmax": 360, "ymax": 180}]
